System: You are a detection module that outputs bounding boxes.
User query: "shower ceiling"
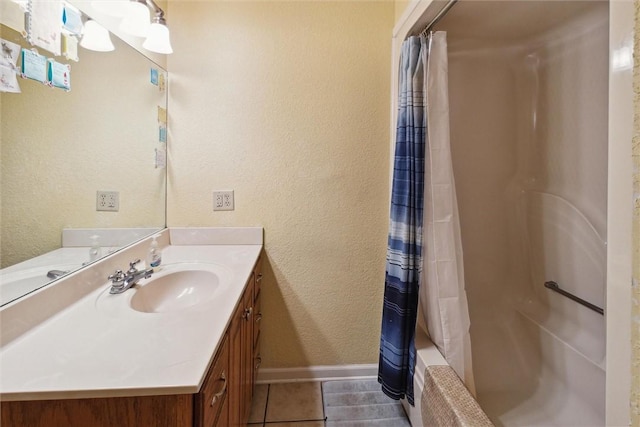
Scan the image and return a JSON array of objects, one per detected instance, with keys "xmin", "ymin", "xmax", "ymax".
[{"xmin": 433, "ymin": 0, "xmax": 607, "ymax": 43}]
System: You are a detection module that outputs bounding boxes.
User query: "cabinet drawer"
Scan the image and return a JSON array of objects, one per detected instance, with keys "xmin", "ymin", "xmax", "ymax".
[{"xmin": 196, "ymin": 334, "xmax": 229, "ymax": 427}]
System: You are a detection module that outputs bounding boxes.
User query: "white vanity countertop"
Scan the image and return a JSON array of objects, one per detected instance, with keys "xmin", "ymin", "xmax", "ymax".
[
  {"xmin": 0, "ymin": 239, "xmax": 262, "ymax": 401},
  {"xmin": 0, "ymin": 247, "xmax": 117, "ymax": 307}
]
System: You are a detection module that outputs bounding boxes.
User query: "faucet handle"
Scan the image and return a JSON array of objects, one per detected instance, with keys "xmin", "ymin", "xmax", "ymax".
[
  {"xmin": 108, "ymin": 270, "xmax": 125, "ymax": 283},
  {"xmin": 127, "ymin": 259, "xmax": 141, "ymax": 273}
]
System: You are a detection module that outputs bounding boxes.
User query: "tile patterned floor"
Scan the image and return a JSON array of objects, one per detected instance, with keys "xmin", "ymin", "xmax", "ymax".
[
  {"xmin": 249, "ymin": 382, "xmax": 325, "ymax": 426},
  {"xmin": 248, "ymin": 381, "xmax": 409, "ymax": 426}
]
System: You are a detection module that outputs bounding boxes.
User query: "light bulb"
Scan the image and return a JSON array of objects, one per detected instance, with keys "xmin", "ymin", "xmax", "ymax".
[
  {"xmin": 119, "ymin": 1, "xmax": 150, "ymax": 37},
  {"xmin": 80, "ymin": 20, "xmax": 115, "ymax": 52},
  {"xmin": 143, "ymin": 21, "xmax": 173, "ymax": 54}
]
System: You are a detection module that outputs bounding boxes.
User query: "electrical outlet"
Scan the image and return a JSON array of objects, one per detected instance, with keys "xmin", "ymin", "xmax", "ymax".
[
  {"xmin": 97, "ymin": 191, "xmax": 119, "ymax": 212},
  {"xmin": 213, "ymin": 190, "xmax": 234, "ymax": 211}
]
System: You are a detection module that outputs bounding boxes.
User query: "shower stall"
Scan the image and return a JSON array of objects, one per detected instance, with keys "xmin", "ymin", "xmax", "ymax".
[
  {"xmin": 432, "ymin": 1, "xmax": 608, "ymax": 425},
  {"xmin": 392, "ymin": 0, "xmax": 633, "ymax": 426}
]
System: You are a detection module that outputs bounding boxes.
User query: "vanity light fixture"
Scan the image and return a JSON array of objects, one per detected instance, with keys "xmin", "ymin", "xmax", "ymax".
[
  {"xmin": 142, "ymin": 14, "xmax": 173, "ymax": 54},
  {"xmin": 118, "ymin": 0, "xmax": 172, "ymax": 54},
  {"xmin": 90, "ymin": 0, "xmax": 130, "ymax": 18},
  {"xmin": 80, "ymin": 19, "xmax": 115, "ymax": 52},
  {"xmin": 119, "ymin": 0, "xmax": 150, "ymax": 37}
]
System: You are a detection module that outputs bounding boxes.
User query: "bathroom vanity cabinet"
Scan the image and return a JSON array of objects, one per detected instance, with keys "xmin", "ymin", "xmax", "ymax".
[
  {"xmin": 1, "ymin": 255, "xmax": 264, "ymax": 427},
  {"xmin": 229, "ymin": 256, "xmax": 261, "ymax": 425},
  {"xmin": 202, "ymin": 248, "xmax": 263, "ymax": 427},
  {"xmin": 195, "ymin": 333, "xmax": 229, "ymax": 427}
]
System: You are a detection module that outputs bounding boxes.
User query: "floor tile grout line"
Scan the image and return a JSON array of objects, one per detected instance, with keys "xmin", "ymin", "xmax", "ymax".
[
  {"xmin": 262, "ymin": 381, "xmax": 326, "ymax": 425},
  {"xmin": 320, "ymin": 381, "xmax": 327, "ymax": 425},
  {"xmin": 325, "ymin": 402, "xmax": 405, "ymax": 407},
  {"xmin": 262, "ymin": 383, "xmax": 270, "ymax": 426},
  {"xmin": 255, "ymin": 380, "xmax": 411, "ymax": 426}
]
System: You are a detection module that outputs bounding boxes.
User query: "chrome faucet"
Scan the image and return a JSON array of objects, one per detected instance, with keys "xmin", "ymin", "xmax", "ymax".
[
  {"xmin": 108, "ymin": 259, "xmax": 153, "ymax": 294},
  {"xmin": 47, "ymin": 269, "xmax": 69, "ymax": 279}
]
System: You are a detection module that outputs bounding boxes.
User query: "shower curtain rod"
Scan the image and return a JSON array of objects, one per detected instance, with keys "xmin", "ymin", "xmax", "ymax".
[{"xmin": 419, "ymin": 0, "xmax": 459, "ymax": 36}]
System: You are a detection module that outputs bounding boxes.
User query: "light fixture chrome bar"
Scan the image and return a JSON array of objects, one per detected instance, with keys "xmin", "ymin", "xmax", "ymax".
[
  {"xmin": 139, "ymin": 0, "xmax": 172, "ymax": 54},
  {"xmin": 144, "ymin": 0, "xmax": 166, "ymax": 23}
]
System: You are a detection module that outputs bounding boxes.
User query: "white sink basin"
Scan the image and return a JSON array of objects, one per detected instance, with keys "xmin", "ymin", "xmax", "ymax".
[
  {"xmin": 131, "ymin": 270, "xmax": 219, "ymax": 313},
  {"xmin": 96, "ymin": 263, "xmax": 232, "ymax": 315}
]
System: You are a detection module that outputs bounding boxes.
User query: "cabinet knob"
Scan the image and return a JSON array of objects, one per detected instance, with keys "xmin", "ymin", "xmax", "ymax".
[
  {"xmin": 256, "ymin": 273, "xmax": 263, "ymax": 282},
  {"xmin": 243, "ymin": 306, "xmax": 253, "ymax": 320},
  {"xmin": 255, "ymin": 312, "xmax": 262, "ymax": 323},
  {"xmin": 255, "ymin": 356, "xmax": 262, "ymax": 370},
  {"xmin": 210, "ymin": 371, "xmax": 227, "ymax": 406}
]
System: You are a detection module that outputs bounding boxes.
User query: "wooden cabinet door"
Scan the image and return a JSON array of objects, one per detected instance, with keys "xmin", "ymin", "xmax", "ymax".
[
  {"xmin": 229, "ymin": 298, "xmax": 245, "ymax": 426},
  {"xmin": 242, "ymin": 277, "xmax": 255, "ymax": 423},
  {"xmin": 252, "ymin": 257, "xmax": 263, "ymax": 395},
  {"xmin": 213, "ymin": 396, "xmax": 229, "ymax": 427}
]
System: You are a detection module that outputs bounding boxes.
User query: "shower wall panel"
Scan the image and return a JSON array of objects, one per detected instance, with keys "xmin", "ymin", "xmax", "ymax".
[{"xmin": 437, "ymin": 2, "xmax": 609, "ymax": 425}]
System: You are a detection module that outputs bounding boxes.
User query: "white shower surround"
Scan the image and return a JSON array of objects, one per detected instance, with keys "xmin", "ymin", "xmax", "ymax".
[
  {"xmin": 444, "ymin": 4, "xmax": 607, "ymax": 425},
  {"xmin": 392, "ymin": 1, "xmax": 633, "ymax": 426}
]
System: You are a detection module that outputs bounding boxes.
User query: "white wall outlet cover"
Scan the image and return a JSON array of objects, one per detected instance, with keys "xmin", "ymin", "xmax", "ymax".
[
  {"xmin": 213, "ymin": 190, "xmax": 234, "ymax": 211},
  {"xmin": 97, "ymin": 191, "xmax": 119, "ymax": 212}
]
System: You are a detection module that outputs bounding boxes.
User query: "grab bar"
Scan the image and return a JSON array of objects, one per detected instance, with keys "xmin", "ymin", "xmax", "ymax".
[{"xmin": 544, "ymin": 281, "xmax": 604, "ymax": 315}]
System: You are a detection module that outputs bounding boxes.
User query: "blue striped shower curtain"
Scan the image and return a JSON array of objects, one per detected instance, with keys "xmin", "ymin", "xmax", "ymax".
[{"xmin": 378, "ymin": 34, "xmax": 428, "ymax": 405}]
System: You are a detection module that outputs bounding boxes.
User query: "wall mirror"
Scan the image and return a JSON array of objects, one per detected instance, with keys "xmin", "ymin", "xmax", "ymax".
[{"xmin": 0, "ymin": 5, "xmax": 167, "ymax": 306}]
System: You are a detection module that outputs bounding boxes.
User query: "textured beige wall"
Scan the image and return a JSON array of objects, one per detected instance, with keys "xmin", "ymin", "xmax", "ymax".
[
  {"xmin": 167, "ymin": 2, "xmax": 393, "ymax": 368},
  {"xmin": 395, "ymin": 0, "xmax": 410, "ymax": 24},
  {"xmin": 0, "ymin": 27, "xmax": 166, "ymax": 268},
  {"xmin": 632, "ymin": 2, "xmax": 640, "ymax": 424}
]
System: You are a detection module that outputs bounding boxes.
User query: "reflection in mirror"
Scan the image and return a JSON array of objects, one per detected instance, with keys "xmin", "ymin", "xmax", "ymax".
[{"xmin": 0, "ymin": 22, "xmax": 167, "ymax": 306}]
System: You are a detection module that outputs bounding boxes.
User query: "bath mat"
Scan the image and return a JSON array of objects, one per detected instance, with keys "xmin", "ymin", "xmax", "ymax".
[{"xmin": 322, "ymin": 378, "xmax": 411, "ymax": 427}]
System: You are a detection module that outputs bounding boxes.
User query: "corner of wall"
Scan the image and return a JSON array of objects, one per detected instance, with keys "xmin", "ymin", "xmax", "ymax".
[{"xmin": 631, "ymin": 2, "xmax": 640, "ymax": 425}]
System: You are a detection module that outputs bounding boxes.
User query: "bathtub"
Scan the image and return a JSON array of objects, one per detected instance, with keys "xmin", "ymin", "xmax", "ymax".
[
  {"xmin": 402, "ymin": 326, "xmax": 447, "ymax": 426},
  {"xmin": 404, "ymin": 325, "xmax": 495, "ymax": 427},
  {"xmin": 465, "ymin": 191, "xmax": 606, "ymax": 426},
  {"xmin": 474, "ymin": 305, "xmax": 605, "ymax": 427},
  {"xmin": 404, "ymin": 309, "xmax": 604, "ymax": 427},
  {"xmin": 402, "ymin": 324, "xmax": 492, "ymax": 427}
]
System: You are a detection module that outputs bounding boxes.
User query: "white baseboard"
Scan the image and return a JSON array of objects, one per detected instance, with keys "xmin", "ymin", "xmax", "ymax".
[{"xmin": 256, "ymin": 364, "xmax": 378, "ymax": 384}]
